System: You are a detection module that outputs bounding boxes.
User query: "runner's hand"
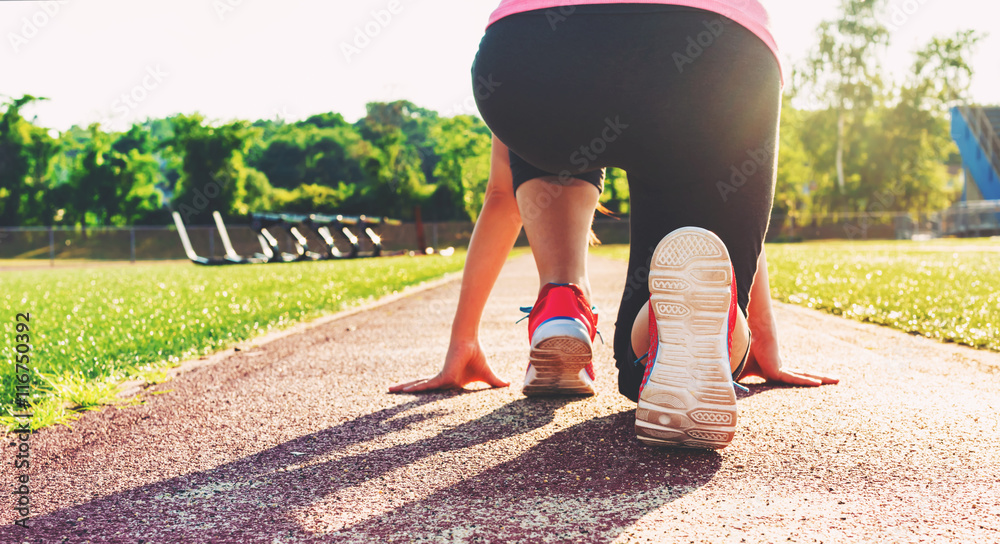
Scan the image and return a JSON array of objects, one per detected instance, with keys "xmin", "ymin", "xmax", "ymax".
[
  {"xmin": 739, "ymin": 333, "xmax": 840, "ymax": 387},
  {"xmin": 389, "ymin": 338, "xmax": 510, "ymax": 393}
]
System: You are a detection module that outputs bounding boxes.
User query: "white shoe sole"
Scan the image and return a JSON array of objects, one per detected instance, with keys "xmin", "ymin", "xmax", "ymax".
[
  {"xmin": 635, "ymin": 227, "xmax": 738, "ymax": 449},
  {"xmin": 522, "ymin": 319, "xmax": 595, "ymax": 396}
]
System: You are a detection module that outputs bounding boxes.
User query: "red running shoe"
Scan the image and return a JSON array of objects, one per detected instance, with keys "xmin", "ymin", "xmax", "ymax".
[
  {"xmin": 635, "ymin": 227, "xmax": 743, "ymax": 449},
  {"xmin": 521, "ymin": 283, "xmax": 598, "ymax": 396}
]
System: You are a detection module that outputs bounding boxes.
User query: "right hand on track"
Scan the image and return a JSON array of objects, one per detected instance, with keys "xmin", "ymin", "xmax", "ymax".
[{"xmin": 388, "ymin": 338, "xmax": 511, "ymax": 393}]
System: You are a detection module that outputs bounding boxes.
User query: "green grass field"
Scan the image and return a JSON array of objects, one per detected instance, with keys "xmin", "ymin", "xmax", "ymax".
[
  {"xmin": 1, "ymin": 254, "xmax": 465, "ymax": 429},
  {"xmin": 6, "ymin": 239, "xmax": 997, "ymax": 430},
  {"xmin": 764, "ymin": 239, "xmax": 999, "ymax": 350},
  {"xmin": 594, "ymin": 238, "xmax": 1000, "ymax": 351}
]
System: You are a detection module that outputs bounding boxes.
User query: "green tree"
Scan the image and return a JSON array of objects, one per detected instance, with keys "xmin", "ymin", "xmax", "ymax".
[
  {"xmin": 909, "ymin": 30, "xmax": 983, "ymax": 111},
  {"xmin": 349, "ymin": 102, "xmax": 430, "ymax": 219},
  {"xmin": 0, "ymin": 95, "xmax": 50, "ymax": 226},
  {"xmin": 357, "ymin": 101, "xmax": 442, "ymax": 187},
  {"xmin": 429, "ymin": 115, "xmax": 491, "ymax": 221},
  {"xmin": 798, "ymin": 0, "xmax": 890, "ymax": 196},
  {"xmin": 168, "ymin": 114, "xmax": 272, "ymax": 222},
  {"xmin": 300, "ymin": 112, "xmax": 349, "ymax": 130},
  {"xmin": 143, "ymin": 118, "xmax": 182, "ymax": 195},
  {"xmin": 253, "ymin": 124, "xmax": 366, "ymax": 190},
  {"xmin": 873, "ymin": 30, "xmax": 984, "ymax": 213},
  {"xmin": 772, "ymin": 103, "xmax": 816, "ymax": 226},
  {"xmin": 19, "ymin": 127, "xmax": 63, "ymax": 226},
  {"xmin": 272, "ymin": 182, "xmax": 354, "ymax": 214},
  {"xmin": 69, "ymin": 125, "xmax": 164, "ymax": 226},
  {"xmin": 788, "ymin": 28, "xmax": 981, "ymax": 222},
  {"xmin": 599, "ymin": 167, "xmax": 630, "ymax": 215}
]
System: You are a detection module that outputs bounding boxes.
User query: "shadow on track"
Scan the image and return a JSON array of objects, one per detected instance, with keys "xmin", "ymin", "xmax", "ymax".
[
  {"xmin": 333, "ymin": 409, "xmax": 722, "ymax": 543},
  {"xmin": 17, "ymin": 395, "xmax": 721, "ymax": 543}
]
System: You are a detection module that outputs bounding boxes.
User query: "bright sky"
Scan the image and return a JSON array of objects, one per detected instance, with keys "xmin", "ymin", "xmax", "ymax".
[{"xmin": 2, "ymin": 0, "xmax": 998, "ymax": 131}]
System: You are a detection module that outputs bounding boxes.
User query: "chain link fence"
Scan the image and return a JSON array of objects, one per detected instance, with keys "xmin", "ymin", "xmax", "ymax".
[
  {"xmin": 768, "ymin": 204, "xmax": 1000, "ymax": 241},
  {"xmin": 0, "ymin": 223, "xmax": 486, "ymax": 263},
  {"xmin": 1, "ymin": 208, "xmax": 995, "ymax": 265}
]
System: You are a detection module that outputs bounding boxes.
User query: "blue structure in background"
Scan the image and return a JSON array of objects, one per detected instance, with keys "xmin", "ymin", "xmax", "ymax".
[
  {"xmin": 951, "ymin": 106, "xmax": 1000, "ymax": 202},
  {"xmin": 949, "ymin": 106, "xmax": 1000, "ymax": 235}
]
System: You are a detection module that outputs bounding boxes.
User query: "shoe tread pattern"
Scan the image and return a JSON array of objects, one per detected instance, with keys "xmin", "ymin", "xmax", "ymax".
[
  {"xmin": 637, "ymin": 227, "xmax": 738, "ymax": 449},
  {"xmin": 523, "ymin": 336, "xmax": 595, "ymax": 396}
]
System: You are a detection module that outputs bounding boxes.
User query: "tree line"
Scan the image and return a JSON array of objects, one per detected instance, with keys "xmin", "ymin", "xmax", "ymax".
[
  {"xmin": 0, "ymin": 0, "xmax": 984, "ymax": 229},
  {"xmin": 775, "ymin": 0, "xmax": 983, "ymax": 231},
  {"xmin": 0, "ymin": 99, "xmax": 492, "ymax": 227}
]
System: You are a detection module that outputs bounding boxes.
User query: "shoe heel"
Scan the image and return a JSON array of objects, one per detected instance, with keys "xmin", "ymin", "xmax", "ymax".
[
  {"xmin": 637, "ymin": 227, "xmax": 738, "ymax": 449},
  {"xmin": 523, "ymin": 319, "xmax": 595, "ymax": 397}
]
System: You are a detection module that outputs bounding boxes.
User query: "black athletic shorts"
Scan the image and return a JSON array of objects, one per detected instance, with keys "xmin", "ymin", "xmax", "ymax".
[{"xmin": 472, "ymin": 3, "xmax": 781, "ymax": 401}]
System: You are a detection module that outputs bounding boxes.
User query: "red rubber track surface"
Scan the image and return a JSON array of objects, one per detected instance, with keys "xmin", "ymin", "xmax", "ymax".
[{"xmin": 3, "ymin": 256, "xmax": 999, "ymax": 543}]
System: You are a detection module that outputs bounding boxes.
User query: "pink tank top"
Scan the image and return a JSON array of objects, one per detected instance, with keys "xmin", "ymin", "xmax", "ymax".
[{"xmin": 487, "ymin": 0, "xmax": 782, "ymax": 83}]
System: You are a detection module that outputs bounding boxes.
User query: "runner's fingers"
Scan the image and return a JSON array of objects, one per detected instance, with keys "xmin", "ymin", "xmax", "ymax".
[
  {"xmin": 403, "ymin": 377, "xmax": 448, "ymax": 392},
  {"xmin": 399, "ymin": 376, "xmax": 444, "ymax": 393},
  {"xmin": 775, "ymin": 370, "xmax": 822, "ymax": 387},
  {"xmin": 389, "ymin": 379, "xmax": 427, "ymax": 392},
  {"xmin": 798, "ymin": 371, "xmax": 840, "ymax": 384},
  {"xmin": 783, "ymin": 368, "xmax": 839, "ymax": 385}
]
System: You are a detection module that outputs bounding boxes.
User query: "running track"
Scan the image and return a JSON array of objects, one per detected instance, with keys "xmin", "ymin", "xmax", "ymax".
[{"xmin": 3, "ymin": 255, "xmax": 998, "ymax": 543}]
